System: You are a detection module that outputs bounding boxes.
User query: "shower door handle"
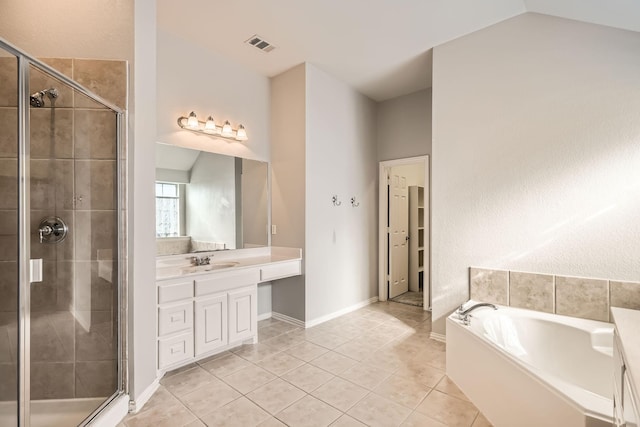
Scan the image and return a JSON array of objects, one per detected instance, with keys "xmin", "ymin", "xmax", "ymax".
[{"xmin": 30, "ymin": 259, "xmax": 43, "ymax": 283}]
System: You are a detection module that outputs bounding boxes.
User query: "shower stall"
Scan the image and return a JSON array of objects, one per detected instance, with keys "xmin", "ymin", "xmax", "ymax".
[{"xmin": 0, "ymin": 38, "xmax": 127, "ymax": 426}]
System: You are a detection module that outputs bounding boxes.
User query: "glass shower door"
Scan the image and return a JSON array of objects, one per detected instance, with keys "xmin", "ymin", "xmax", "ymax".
[{"xmin": 27, "ymin": 63, "xmax": 120, "ymax": 426}]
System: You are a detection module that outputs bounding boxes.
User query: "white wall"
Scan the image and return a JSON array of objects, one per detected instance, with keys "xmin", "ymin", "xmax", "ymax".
[
  {"xmin": 187, "ymin": 152, "xmax": 237, "ymax": 248},
  {"xmin": 156, "ymin": 30, "xmax": 270, "ymax": 162},
  {"xmin": 431, "ymin": 13, "xmax": 640, "ymax": 334},
  {"xmin": 377, "ymin": 88, "xmax": 432, "ymax": 161},
  {"xmin": 131, "ymin": 0, "xmax": 157, "ymax": 403},
  {"xmin": 305, "ymin": 64, "xmax": 378, "ymax": 323},
  {"xmin": 270, "ymin": 64, "xmax": 307, "ymax": 321}
]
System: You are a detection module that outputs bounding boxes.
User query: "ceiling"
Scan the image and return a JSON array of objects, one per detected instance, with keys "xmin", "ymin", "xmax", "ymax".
[{"xmin": 157, "ymin": 0, "xmax": 640, "ymax": 102}]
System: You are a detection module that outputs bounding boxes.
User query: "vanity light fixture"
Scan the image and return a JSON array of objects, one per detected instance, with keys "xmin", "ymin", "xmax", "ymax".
[{"xmin": 177, "ymin": 111, "xmax": 249, "ymax": 142}]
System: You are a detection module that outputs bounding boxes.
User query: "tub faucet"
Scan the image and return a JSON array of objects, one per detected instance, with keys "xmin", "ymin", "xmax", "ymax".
[{"xmin": 456, "ymin": 302, "xmax": 498, "ymax": 325}]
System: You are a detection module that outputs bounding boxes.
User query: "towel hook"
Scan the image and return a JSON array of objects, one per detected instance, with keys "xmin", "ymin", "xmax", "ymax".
[
  {"xmin": 332, "ymin": 195, "xmax": 342, "ymax": 206},
  {"xmin": 350, "ymin": 197, "xmax": 360, "ymax": 207}
]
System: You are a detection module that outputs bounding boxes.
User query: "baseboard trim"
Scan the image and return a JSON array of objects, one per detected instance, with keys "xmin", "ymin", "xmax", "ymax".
[
  {"xmin": 305, "ymin": 296, "xmax": 379, "ymax": 328},
  {"xmin": 129, "ymin": 377, "xmax": 160, "ymax": 414},
  {"xmin": 257, "ymin": 311, "xmax": 272, "ymax": 321},
  {"xmin": 430, "ymin": 332, "xmax": 446, "ymax": 343},
  {"xmin": 271, "ymin": 311, "xmax": 305, "ymax": 328}
]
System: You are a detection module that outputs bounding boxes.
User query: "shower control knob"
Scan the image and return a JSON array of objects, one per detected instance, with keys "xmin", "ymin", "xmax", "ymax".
[{"xmin": 38, "ymin": 216, "xmax": 68, "ymax": 244}]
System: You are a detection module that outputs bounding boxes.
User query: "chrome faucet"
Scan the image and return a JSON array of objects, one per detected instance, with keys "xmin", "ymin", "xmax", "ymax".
[
  {"xmin": 191, "ymin": 255, "xmax": 211, "ymax": 266},
  {"xmin": 455, "ymin": 302, "xmax": 498, "ymax": 325}
]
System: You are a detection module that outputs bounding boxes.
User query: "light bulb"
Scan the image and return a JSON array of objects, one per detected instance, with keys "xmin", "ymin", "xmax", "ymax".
[
  {"xmin": 235, "ymin": 124, "xmax": 248, "ymax": 141},
  {"xmin": 187, "ymin": 111, "xmax": 199, "ymax": 129},
  {"xmin": 204, "ymin": 116, "xmax": 217, "ymax": 133},
  {"xmin": 221, "ymin": 120, "xmax": 234, "ymax": 138}
]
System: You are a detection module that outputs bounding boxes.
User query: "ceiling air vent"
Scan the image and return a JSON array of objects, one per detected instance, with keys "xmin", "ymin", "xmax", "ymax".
[{"xmin": 245, "ymin": 35, "xmax": 276, "ymax": 53}]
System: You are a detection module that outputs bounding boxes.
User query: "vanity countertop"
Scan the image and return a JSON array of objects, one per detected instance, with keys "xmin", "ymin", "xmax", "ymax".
[
  {"xmin": 156, "ymin": 246, "xmax": 302, "ymax": 280},
  {"xmin": 611, "ymin": 307, "xmax": 640, "ymax": 411}
]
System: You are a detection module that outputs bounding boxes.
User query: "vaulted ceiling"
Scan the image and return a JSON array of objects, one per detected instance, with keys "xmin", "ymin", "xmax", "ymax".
[{"xmin": 157, "ymin": 0, "xmax": 640, "ymax": 101}]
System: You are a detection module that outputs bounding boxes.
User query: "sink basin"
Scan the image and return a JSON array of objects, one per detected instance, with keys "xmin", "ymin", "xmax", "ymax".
[{"xmin": 181, "ymin": 262, "xmax": 239, "ymax": 274}]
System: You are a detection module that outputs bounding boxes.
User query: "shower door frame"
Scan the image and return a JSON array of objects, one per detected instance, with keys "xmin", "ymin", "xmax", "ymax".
[{"xmin": 1, "ymin": 37, "xmax": 128, "ymax": 427}]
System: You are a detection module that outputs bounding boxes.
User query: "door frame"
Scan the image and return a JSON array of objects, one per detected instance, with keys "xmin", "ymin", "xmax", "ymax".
[{"xmin": 378, "ymin": 155, "xmax": 430, "ymax": 309}]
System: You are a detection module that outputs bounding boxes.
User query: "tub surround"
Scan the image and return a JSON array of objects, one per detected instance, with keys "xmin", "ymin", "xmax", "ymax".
[
  {"xmin": 611, "ymin": 307, "xmax": 640, "ymax": 425},
  {"xmin": 470, "ymin": 267, "xmax": 640, "ymax": 322}
]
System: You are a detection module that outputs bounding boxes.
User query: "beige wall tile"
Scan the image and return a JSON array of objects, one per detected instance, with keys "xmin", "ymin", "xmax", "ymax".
[
  {"xmin": 75, "ymin": 211, "xmax": 117, "ymax": 261},
  {"xmin": 0, "ymin": 160, "xmax": 18, "ymax": 210},
  {"xmin": 73, "ymin": 59, "xmax": 127, "ymax": 110},
  {"xmin": 75, "ymin": 310, "xmax": 116, "ymax": 362},
  {"xmin": 30, "ymin": 108, "xmax": 74, "ymax": 159},
  {"xmin": 509, "ymin": 271, "xmax": 554, "ymax": 313},
  {"xmin": 75, "ymin": 360, "xmax": 117, "ymax": 397},
  {"xmin": 30, "ymin": 361, "xmax": 75, "ymax": 399},
  {"xmin": 74, "ymin": 160, "xmax": 116, "ymax": 210},
  {"xmin": 0, "ymin": 210, "xmax": 18, "ymax": 262},
  {"xmin": 555, "ymin": 276, "xmax": 609, "ymax": 321},
  {"xmin": 0, "ymin": 57, "xmax": 18, "ymax": 107},
  {"xmin": 0, "ymin": 108, "xmax": 17, "ymax": 158},
  {"xmin": 610, "ymin": 281, "xmax": 640, "ymax": 310},
  {"xmin": 30, "ymin": 159, "xmax": 74, "ymax": 211},
  {"xmin": 469, "ymin": 267, "xmax": 508, "ymax": 305},
  {"xmin": 0, "ymin": 363, "xmax": 17, "ymax": 400},
  {"xmin": 0, "ymin": 262, "xmax": 18, "ymax": 312},
  {"xmin": 74, "ymin": 110, "xmax": 117, "ymax": 159},
  {"xmin": 32, "ymin": 59, "xmax": 74, "ymax": 108}
]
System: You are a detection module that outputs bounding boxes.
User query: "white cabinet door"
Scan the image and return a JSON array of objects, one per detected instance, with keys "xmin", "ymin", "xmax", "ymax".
[
  {"xmin": 195, "ymin": 294, "xmax": 228, "ymax": 356},
  {"xmin": 228, "ymin": 285, "xmax": 257, "ymax": 343}
]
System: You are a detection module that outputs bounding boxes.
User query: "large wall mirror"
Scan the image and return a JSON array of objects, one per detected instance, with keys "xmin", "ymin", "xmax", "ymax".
[{"xmin": 155, "ymin": 142, "xmax": 269, "ymax": 255}]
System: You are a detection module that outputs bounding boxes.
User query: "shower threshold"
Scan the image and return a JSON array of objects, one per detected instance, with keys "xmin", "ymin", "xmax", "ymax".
[{"xmin": 0, "ymin": 397, "xmax": 106, "ymax": 427}]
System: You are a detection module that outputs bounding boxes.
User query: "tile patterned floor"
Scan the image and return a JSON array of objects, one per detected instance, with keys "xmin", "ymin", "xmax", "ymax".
[{"xmin": 120, "ymin": 301, "xmax": 492, "ymax": 427}]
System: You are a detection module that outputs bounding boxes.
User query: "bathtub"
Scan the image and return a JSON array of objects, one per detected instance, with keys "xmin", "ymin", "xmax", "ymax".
[{"xmin": 446, "ymin": 301, "xmax": 613, "ymax": 427}]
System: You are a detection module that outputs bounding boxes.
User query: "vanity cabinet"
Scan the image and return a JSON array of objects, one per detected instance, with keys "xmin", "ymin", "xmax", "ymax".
[
  {"xmin": 155, "ymin": 249, "xmax": 302, "ymax": 372},
  {"xmin": 228, "ymin": 286, "xmax": 257, "ymax": 342},
  {"xmin": 157, "ymin": 271, "xmax": 259, "ymax": 371},
  {"xmin": 194, "ymin": 294, "xmax": 228, "ymax": 356}
]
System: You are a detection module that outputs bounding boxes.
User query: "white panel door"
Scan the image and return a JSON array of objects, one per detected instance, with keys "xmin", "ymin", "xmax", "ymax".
[
  {"xmin": 389, "ymin": 172, "xmax": 409, "ymax": 299},
  {"xmin": 195, "ymin": 294, "xmax": 228, "ymax": 356},
  {"xmin": 228, "ymin": 285, "xmax": 257, "ymax": 343}
]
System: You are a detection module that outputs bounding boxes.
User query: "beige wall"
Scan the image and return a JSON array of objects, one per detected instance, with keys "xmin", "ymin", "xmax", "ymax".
[
  {"xmin": 377, "ymin": 88, "xmax": 432, "ymax": 162},
  {"xmin": 431, "ymin": 13, "xmax": 640, "ymax": 334},
  {"xmin": 0, "ymin": 0, "xmax": 134, "ymax": 61},
  {"xmin": 271, "ymin": 64, "xmax": 307, "ymax": 321}
]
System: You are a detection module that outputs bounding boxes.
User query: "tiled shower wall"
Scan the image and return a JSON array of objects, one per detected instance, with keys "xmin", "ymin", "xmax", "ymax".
[
  {"xmin": 469, "ymin": 267, "xmax": 640, "ymax": 322},
  {"xmin": 0, "ymin": 56, "xmax": 126, "ymax": 400}
]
